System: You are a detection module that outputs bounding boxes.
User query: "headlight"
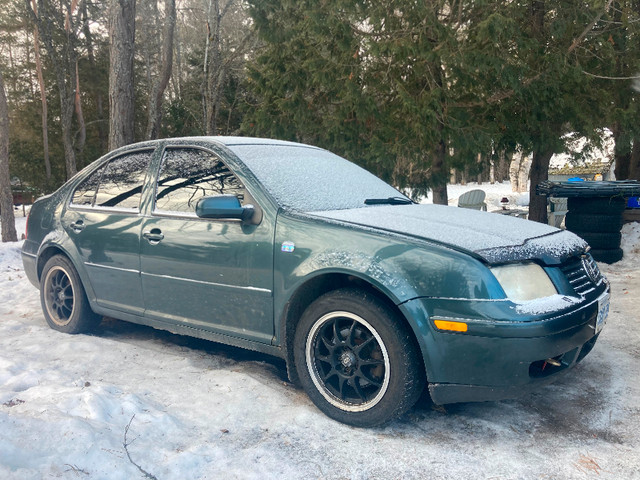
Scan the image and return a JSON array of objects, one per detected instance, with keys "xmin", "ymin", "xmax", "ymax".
[{"xmin": 490, "ymin": 263, "xmax": 557, "ymax": 301}]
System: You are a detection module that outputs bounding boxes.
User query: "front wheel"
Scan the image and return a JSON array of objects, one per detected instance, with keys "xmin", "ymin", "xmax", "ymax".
[
  {"xmin": 294, "ymin": 289, "xmax": 424, "ymax": 427},
  {"xmin": 40, "ymin": 255, "xmax": 101, "ymax": 334}
]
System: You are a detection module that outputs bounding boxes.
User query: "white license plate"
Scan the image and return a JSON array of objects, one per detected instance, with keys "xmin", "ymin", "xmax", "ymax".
[{"xmin": 596, "ymin": 293, "xmax": 610, "ymax": 334}]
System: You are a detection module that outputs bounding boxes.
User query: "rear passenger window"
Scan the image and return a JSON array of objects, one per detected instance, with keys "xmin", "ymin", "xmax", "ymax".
[
  {"xmin": 154, "ymin": 147, "xmax": 246, "ymax": 214},
  {"xmin": 71, "ymin": 151, "xmax": 153, "ymax": 210},
  {"xmin": 71, "ymin": 164, "xmax": 106, "ymax": 206}
]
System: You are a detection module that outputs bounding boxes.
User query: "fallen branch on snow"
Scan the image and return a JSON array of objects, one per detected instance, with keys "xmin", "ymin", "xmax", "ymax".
[{"xmin": 123, "ymin": 414, "xmax": 158, "ymax": 480}]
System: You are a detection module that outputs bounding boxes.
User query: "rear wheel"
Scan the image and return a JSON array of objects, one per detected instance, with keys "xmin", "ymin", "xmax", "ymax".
[
  {"xmin": 294, "ymin": 288, "xmax": 424, "ymax": 427},
  {"xmin": 40, "ymin": 255, "xmax": 101, "ymax": 334}
]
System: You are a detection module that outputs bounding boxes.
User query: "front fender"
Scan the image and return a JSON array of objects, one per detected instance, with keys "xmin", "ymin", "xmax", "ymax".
[{"xmin": 275, "ymin": 212, "xmax": 502, "ymax": 307}]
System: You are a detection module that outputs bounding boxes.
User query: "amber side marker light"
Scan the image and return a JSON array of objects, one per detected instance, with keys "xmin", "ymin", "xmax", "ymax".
[{"xmin": 434, "ymin": 319, "xmax": 468, "ymax": 332}]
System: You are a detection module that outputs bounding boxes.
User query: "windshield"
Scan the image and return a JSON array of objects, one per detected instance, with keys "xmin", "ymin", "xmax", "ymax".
[{"xmin": 227, "ymin": 144, "xmax": 406, "ymax": 212}]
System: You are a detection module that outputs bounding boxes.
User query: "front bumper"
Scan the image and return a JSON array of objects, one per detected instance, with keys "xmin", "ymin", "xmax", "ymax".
[
  {"xmin": 402, "ymin": 284, "xmax": 608, "ymax": 405},
  {"xmin": 427, "ymin": 331, "xmax": 600, "ymax": 405}
]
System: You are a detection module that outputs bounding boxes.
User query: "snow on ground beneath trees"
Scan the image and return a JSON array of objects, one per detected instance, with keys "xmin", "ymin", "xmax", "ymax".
[
  {"xmin": 2, "ymin": 192, "xmax": 640, "ymax": 479},
  {"xmin": 420, "ymin": 180, "xmax": 531, "ymax": 210}
]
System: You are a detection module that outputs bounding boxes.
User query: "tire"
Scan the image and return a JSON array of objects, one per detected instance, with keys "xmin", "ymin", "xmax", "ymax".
[
  {"xmin": 40, "ymin": 255, "xmax": 101, "ymax": 334},
  {"xmin": 589, "ymin": 248, "xmax": 624, "ymax": 264},
  {"xmin": 567, "ymin": 197, "xmax": 627, "ymax": 215},
  {"xmin": 565, "ymin": 213, "xmax": 624, "ymax": 233},
  {"xmin": 571, "ymin": 231, "xmax": 622, "ymax": 250},
  {"xmin": 294, "ymin": 288, "xmax": 424, "ymax": 427}
]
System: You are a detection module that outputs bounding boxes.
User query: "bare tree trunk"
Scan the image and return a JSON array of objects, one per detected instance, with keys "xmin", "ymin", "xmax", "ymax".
[
  {"xmin": 7, "ymin": 45, "xmax": 17, "ymax": 93},
  {"xmin": 613, "ymin": 124, "xmax": 631, "ymax": 180},
  {"xmin": 496, "ymin": 150, "xmax": 508, "ymax": 183},
  {"xmin": 25, "ymin": 32, "xmax": 35, "ymax": 97},
  {"xmin": 0, "ymin": 69, "xmax": 18, "ymax": 243},
  {"xmin": 489, "ymin": 156, "xmax": 495, "ymax": 184},
  {"xmin": 31, "ymin": 10, "xmax": 51, "ymax": 181},
  {"xmin": 74, "ymin": 61, "xmax": 86, "ymax": 155},
  {"xmin": 205, "ymin": 0, "xmax": 222, "ymax": 135},
  {"xmin": 81, "ymin": 1, "xmax": 107, "ymax": 152},
  {"xmin": 431, "ymin": 140, "xmax": 448, "ymax": 205},
  {"xmin": 509, "ymin": 152, "xmax": 531, "ymax": 193},
  {"xmin": 109, "ymin": 0, "xmax": 136, "ymax": 150},
  {"xmin": 528, "ymin": 148, "xmax": 553, "ymax": 224},
  {"xmin": 629, "ymin": 139, "xmax": 640, "ymax": 181},
  {"xmin": 173, "ymin": 16, "xmax": 182, "ymax": 100},
  {"xmin": 146, "ymin": 0, "xmax": 176, "ymax": 139}
]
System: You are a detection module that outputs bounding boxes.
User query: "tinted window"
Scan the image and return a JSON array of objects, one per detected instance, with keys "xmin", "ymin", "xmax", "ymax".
[
  {"xmin": 71, "ymin": 151, "xmax": 153, "ymax": 210},
  {"xmin": 155, "ymin": 148, "xmax": 245, "ymax": 214}
]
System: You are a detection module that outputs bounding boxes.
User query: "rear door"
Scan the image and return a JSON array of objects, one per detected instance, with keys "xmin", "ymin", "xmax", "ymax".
[
  {"xmin": 139, "ymin": 146, "xmax": 275, "ymax": 344},
  {"xmin": 63, "ymin": 149, "xmax": 155, "ymax": 315}
]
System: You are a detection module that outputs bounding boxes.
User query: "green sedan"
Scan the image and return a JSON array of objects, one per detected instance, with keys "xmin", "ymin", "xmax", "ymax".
[{"xmin": 21, "ymin": 137, "xmax": 610, "ymax": 427}]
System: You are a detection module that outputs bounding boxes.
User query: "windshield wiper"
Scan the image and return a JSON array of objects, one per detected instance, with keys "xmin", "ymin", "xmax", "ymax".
[{"xmin": 364, "ymin": 196, "xmax": 414, "ymax": 206}]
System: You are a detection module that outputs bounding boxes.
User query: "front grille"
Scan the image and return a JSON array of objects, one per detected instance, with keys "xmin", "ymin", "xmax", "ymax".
[{"xmin": 559, "ymin": 254, "xmax": 602, "ymax": 297}]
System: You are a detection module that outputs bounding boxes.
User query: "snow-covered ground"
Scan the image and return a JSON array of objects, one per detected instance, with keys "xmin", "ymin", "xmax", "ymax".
[
  {"xmin": 2, "ymin": 191, "xmax": 640, "ymax": 480},
  {"xmin": 421, "ymin": 180, "xmax": 530, "ymax": 209}
]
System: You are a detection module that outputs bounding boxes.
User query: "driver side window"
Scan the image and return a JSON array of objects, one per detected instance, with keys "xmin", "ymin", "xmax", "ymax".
[{"xmin": 154, "ymin": 147, "xmax": 247, "ymax": 215}]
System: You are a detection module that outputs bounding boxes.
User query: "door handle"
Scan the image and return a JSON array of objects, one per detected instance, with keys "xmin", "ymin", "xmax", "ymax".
[
  {"xmin": 70, "ymin": 220, "xmax": 85, "ymax": 233},
  {"xmin": 143, "ymin": 229, "xmax": 164, "ymax": 244}
]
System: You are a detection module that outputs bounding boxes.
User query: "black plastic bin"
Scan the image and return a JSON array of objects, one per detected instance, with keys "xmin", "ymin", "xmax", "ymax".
[{"xmin": 537, "ymin": 180, "xmax": 640, "ymax": 264}]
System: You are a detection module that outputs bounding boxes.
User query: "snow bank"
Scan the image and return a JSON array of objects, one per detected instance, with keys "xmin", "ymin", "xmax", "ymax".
[{"xmin": 621, "ymin": 222, "xmax": 640, "ymax": 264}]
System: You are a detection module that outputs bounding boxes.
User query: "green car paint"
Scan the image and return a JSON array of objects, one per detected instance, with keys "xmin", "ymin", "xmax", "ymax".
[{"xmin": 22, "ymin": 137, "xmax": 610, "ymax": 417}]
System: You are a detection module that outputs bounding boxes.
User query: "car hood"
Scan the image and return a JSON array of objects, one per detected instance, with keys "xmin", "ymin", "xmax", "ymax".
[{"xmin": 311, "ymin": 204, "xmax": 587, "ymax": 264}]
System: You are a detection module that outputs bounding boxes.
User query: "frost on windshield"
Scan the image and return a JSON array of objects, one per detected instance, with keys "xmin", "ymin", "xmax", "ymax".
[{"xmin": 228, "ymin": 144, "xmax": 403, "ymax": 211}]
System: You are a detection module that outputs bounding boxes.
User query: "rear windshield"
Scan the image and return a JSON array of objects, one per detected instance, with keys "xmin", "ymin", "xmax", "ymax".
[{"xmin": 227, "ymin": 144, "xmax": 404, "ymax": 212}]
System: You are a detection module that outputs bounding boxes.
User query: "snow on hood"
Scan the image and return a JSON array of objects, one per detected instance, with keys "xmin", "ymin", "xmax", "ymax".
[{"xmin": 312, "ymin": 204, "xmax": 587, "ymax": 265}]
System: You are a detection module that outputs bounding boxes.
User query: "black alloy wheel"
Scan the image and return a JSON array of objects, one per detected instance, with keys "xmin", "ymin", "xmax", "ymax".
[
  {"xmin": 40, "ymin": 255, "xmax": 101, "ymax": 334},
  {"xmin": 294, "ymin": 288, "xmax": 424, "ymax": 427},
  {"xmin": 43, "ymin": 265, "xmax": 75, "ymax": 327},
  {"xmin": 306, "ymin": 311, "xmax": 390, "ymax": 411}
]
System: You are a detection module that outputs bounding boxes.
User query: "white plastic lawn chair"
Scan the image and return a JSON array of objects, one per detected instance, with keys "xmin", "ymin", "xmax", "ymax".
[
  {"xmin": 548, "ymin": 197, "xmax": 568, "ymax": 228},
  {"xmin": 457, "ymin": 189, "xmax": 487, "ymax": 211}
]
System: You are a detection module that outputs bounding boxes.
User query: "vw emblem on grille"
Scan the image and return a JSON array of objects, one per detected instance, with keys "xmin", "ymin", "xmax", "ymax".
[{"xmin": 582, "ymin": 255, "xmax": 598, "ymax": 283}]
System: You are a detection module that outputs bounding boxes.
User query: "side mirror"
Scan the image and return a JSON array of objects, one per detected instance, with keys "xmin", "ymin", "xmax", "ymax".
[{"xmin": 195, "ymin": 195, "xmax": 255, "ymax": 222}]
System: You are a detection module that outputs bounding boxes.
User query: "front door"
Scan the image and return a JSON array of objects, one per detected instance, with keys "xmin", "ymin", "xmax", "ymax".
[{"xmin": 139, "ymin": 147, "xmax": 274, "ymax": 343}]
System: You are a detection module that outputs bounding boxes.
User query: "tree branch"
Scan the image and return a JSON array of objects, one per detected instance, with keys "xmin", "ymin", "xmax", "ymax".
[
  {"xmin": 123, "ymin": 415, "xmax": 158, "ymax": 480},
  {"xmin": 582, "ymin": 71, "xmax": 640, "ymax": 81},
  {"xmin": 567, "ymin": 0, "xmax": 614, "ymax": 55}
]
